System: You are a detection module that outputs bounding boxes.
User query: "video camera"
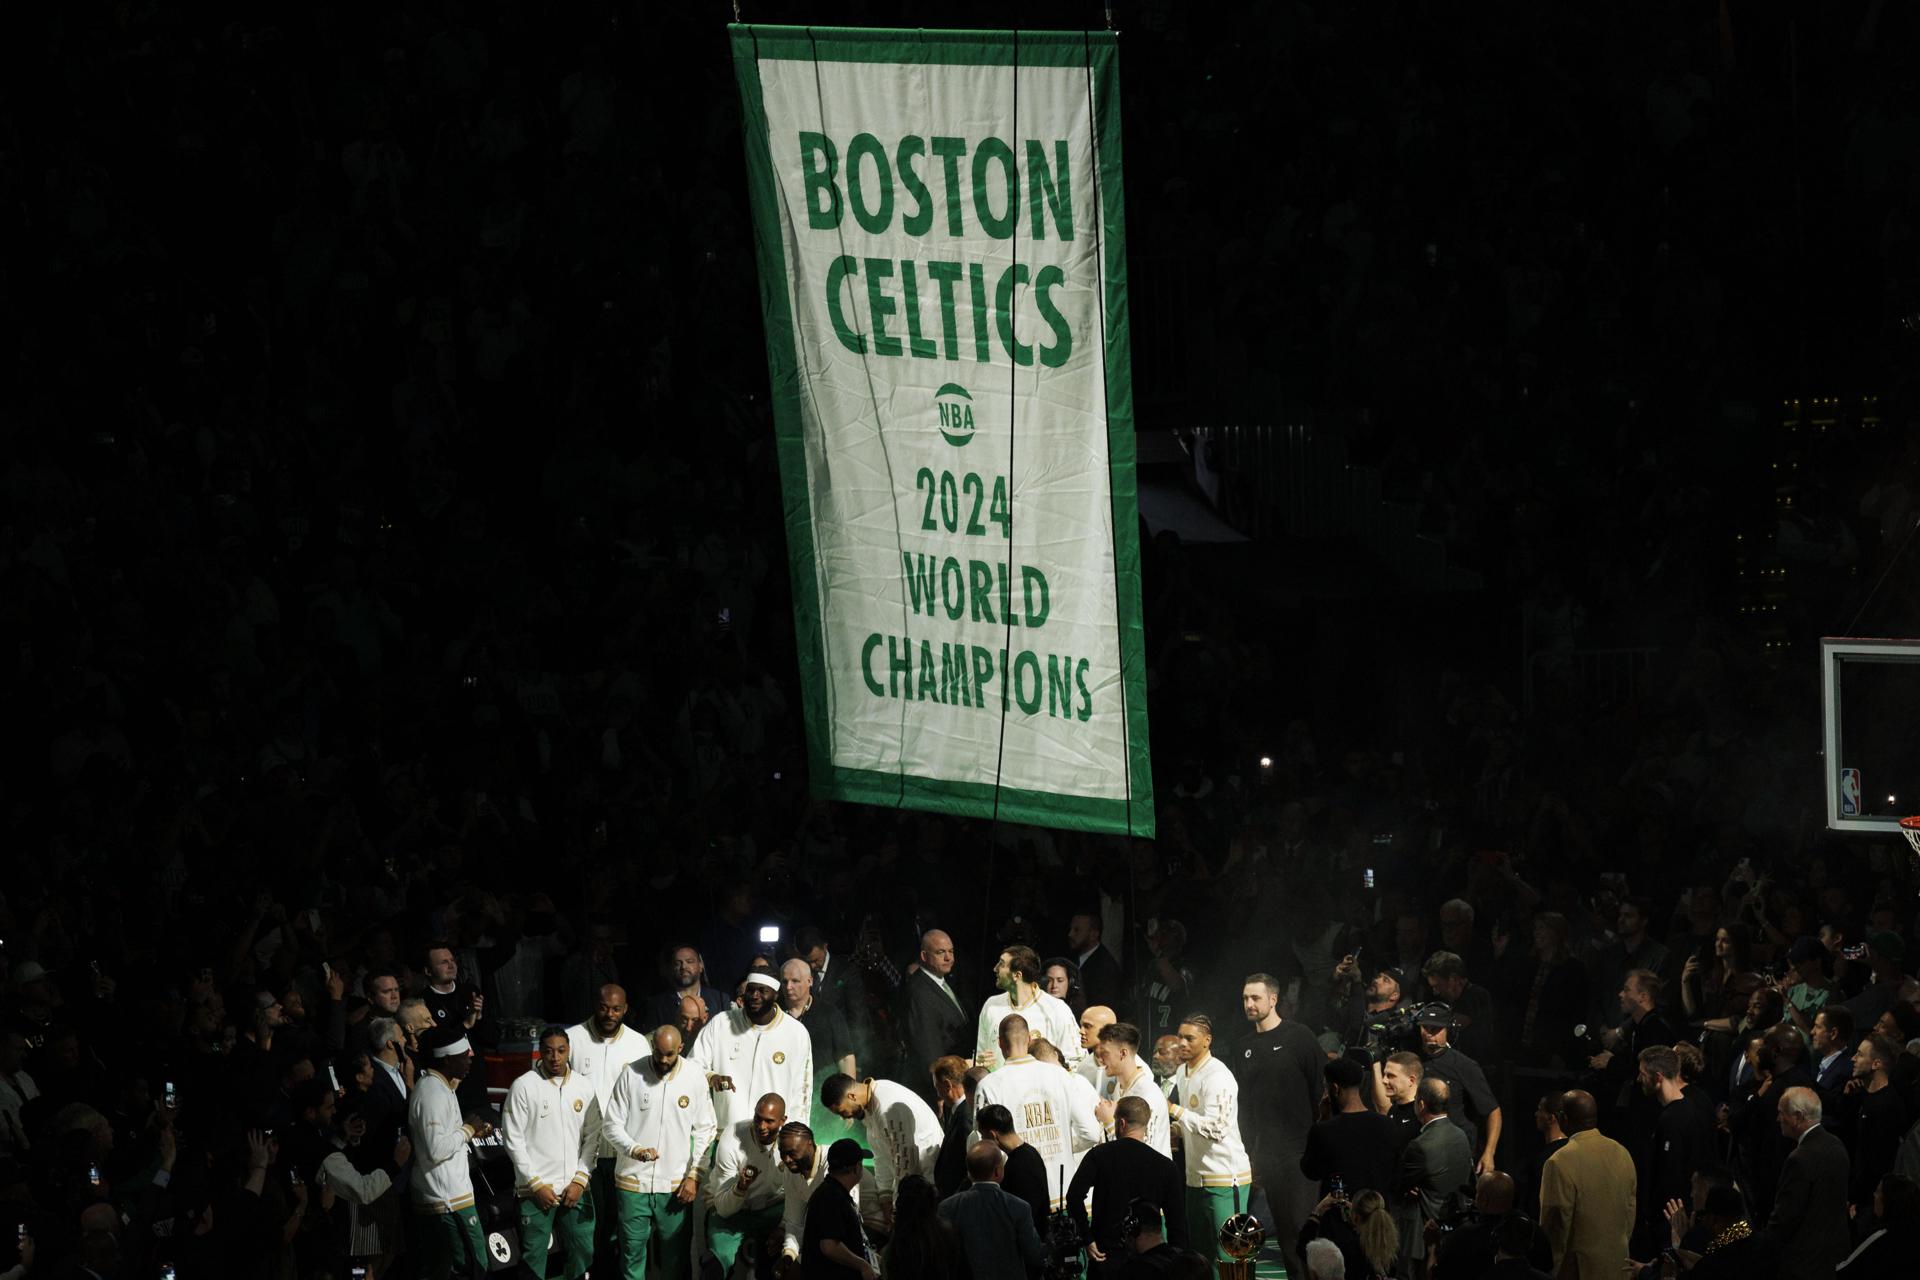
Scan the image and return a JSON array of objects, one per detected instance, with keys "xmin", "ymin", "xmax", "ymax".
[
  {"xmin": 1041, "ymin": 1205, "xmax": 1085, "ymax": 1280},
  {"xmin": 1360, "ymin": 1000, "xmax": 1452, "ymax": 1064}
]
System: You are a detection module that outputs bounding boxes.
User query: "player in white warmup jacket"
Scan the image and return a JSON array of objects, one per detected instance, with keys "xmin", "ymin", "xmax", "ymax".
[
  {"xmin": 690, "ymin": 971, "xmax": 813, "ymax": 1136},
  {"xmin": 974, "ymin": 1014, "xmax": 1100, "ymax": 1209},
  {"xmin": 822, "ymin": 1074, "xmax": 945, "ymax": 1213},
  {"xmin": 974, "ymin": 944, "xmax": 1083, "ymax": 1071}
]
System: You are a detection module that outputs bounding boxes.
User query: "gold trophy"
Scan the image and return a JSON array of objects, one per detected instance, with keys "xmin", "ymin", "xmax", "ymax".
[{"xmin": 1216, "ymin": 1210, "xmax": 1266, "ymax": 1280}]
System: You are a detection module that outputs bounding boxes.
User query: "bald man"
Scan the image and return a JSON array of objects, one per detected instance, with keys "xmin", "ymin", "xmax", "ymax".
[
  {"xmin": 677, "ymin": 993, "xmax": 709, "ymax": 1041},
  {"xmin": 1539, "ymin": 1089, "xmax": 1634, "ymax": 1280},
  {"xmin": 709, "ymin": 1092, "xmax": 788, "ymax": 1277},
  {"xmin": 603, "ymin": 1026, "xmax": 715, "ymax": 1280},
  {"xmin": 782, "ymin": 958, "xmax": 855, "ymax": 1079},
  {"xmin": 973, "ymin": 1014, "xmax": 1089, "ymax": 1207},
  {"xmin": 1077, "ymin": 1005, "xmax": 1117, "ymax": 1089},
  {"xmin": 901, "ymin": 928, "xmax": 971, "ymax": 1101},
  {"xmin": 568, "ymin": 984, "xmax": 647, "ymax": 1270}
]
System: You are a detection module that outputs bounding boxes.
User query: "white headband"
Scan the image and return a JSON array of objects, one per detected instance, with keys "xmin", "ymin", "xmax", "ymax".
[
  {"xmin": 432, "ymin": 1036, "xmax": 472, "ymax": 1058},
  {"xmin": 744, "ymin": 972, "xmax": 781, "ymax": 992}
]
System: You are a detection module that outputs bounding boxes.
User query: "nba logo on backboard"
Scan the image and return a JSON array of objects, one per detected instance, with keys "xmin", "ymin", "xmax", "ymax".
[{"xmin": 1841, "ymin": 768, "xmax": 1862, "ymax": 817}]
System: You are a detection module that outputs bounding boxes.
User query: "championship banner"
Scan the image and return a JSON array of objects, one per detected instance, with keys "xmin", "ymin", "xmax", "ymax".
[{"xmin": 732, "ymin": 25, "xmax": 1153, "ymax": 837}]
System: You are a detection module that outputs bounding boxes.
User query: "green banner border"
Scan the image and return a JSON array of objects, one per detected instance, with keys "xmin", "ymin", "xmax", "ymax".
[{"xmin": 730, "ymin": 24, "xmax": 1155, "ymax": 838}]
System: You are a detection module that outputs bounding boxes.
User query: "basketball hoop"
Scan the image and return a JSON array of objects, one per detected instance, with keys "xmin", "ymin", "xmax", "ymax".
[{"xmin": 1900, "ymin": 816, "xmax": 1920, "ymax": 859}]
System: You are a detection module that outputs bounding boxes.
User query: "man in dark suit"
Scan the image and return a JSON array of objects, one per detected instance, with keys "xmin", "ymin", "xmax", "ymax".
[
  {"xmin": 639, "ymin": 944, "xmax": 728, "ymax": 1032},
  {"xmin": 1393, "ymin": 1077, "xmax": 1473, "ymax": 1279},
  {"xmin": 1069, "ymin": 912, "xmax": 1125, "ymax": 1010},
  {"xmin": 932, "ymin": 1058, "xmax": 986, "ymax": 1197},
  {"xmin": 1808, "ymin": 1006, "xmax": 1855, "ymax": 1095},
  {"xmin": 1762, "ymin": 1086, "xmax": 1850, "ymax": 1280},
  {"xmin": 353, "ymin": 1014, "xmax": 410, "ymax": 1153},
  {"xmin": 1067, "ymin": 1096, "xmax": 1189, "ymax": 1275},
  {"xmin": 899, "ymin": 929, "xmax": 970, "ymax": 1100},
  {"xmin": 937, "ymin": 1140, "xmax": 1044, "ymax": 1279},
  {"xmin": 1740, "ymin": 1024, "xmax": 1816, "ymax": 1224}
]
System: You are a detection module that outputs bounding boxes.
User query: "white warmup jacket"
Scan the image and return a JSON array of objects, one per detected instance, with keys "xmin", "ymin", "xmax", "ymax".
[
  {"xmin": 708, "ymin": 1116, "xmax": 784, "ymax": 1218},
  {"xmin": 566, "ymin": 1021, "xmax": 649, "ymax": 1159},
  {"xmin": 316, "ymin": 1150, "xmax": 393, "ymax": 1207},
  {"xmin": 974, "ymin": 991, "xmax": 1083, "ymax": 1070},
  {"xmin": 864, "ymin": 1079, "xmax": 945, "ymax": 1197},
  {"xmin": 1064, "ymin": 1070, "xmax": 1104, "ymax": 1161},
  {"xmin": 1101, "ymin": 1056, "xmax": 1172, "ymax": 1158},
  {"xmin": 407, "ymin": 1070, "xmax": 477, "ymax": 1213},
  {"xmin": 690, "ymin": 1007, "xmax": 813, "ymax": 1134},
  {"xmin": 975, "ymin": 1057, "xmax": 1100, "ymax": 1207},
  {"xmin": 1172, "ymin": 1055, "xmax": 1251, "ymax": 1189},
  {"xmin": 501, "ymin": 1064, "xmax": 597, "ymax": 1198},
  {"xmin": 603, "ymin": 1056, "xmax": 717, "ymax": 1196}
]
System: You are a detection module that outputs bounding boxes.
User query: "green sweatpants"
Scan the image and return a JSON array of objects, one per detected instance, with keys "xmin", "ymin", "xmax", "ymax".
[
  {"xmin": 417, "ymin": 1204, "xmax": 487, "ymax": 1280},
  {"xmin": 1185, "ymin": 1184, "xmax": 1251, "ymax": 1263},
  {"xmin": 708, "ymin": 1201, "xmax": 783, "ymax": 1274},
  {"xmin": 519, "ymin": 1188, "xmax": 597, "ymax": 1279},
  {"xmin": 616, "ymin": 1188, "xmax": 693, "ymax": 1280},
  {"xmin": 590, "ymin": 1155, "xmax": 623, "ymax": 1273}
]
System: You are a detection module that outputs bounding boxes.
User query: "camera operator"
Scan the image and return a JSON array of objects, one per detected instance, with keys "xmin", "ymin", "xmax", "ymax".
[
  {"xmin": 1335, "ymin": 961, "xmax": 1411, "ymax": 1068},
  {"xmin": 1110, "ymin": 1195, "xmax": 1205, "ymax": 1279},
  {"xmin": 1430, "ymin": 1171, "xmax": 1551, "ymax": 1280},
  {"xmin": 1420, "ymin": 954, "xmax": 1496, "ymax": 1066},
  {"xmin": 1414, "ymin": 1010, "xmax": 1501, "ymax": 1177}
]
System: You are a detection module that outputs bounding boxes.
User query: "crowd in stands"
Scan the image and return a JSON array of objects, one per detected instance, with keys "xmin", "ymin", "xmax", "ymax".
[{"xmin": 5, "ymin": 2, "xmax": 1920, "ymax": 1279}]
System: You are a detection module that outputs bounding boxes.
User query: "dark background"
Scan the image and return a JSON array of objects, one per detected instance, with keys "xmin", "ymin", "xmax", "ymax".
[{"xmin": 4, "ymin": 0, "xmax": 1920, "ymax": 1230}]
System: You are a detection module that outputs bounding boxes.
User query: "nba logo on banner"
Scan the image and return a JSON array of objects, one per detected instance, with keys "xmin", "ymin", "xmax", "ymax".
[{"xmin": 1841, "ymin": 768, "xmax": 1862, "ymax": 817}]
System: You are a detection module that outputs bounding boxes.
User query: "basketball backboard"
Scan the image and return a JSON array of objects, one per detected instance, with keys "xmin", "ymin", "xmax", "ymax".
[{"xmin": 1821, "ymin": 637, "xmax": 1920, "ymax": 833}]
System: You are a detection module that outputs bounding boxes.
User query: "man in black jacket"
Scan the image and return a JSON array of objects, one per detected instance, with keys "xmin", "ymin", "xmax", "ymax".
[
  {"xmin": 977, "ymin": 1102, "xmax": 1053, "ymax": 1231},
  {"xmin": 1431, "ymin": 1172, "xmax": 1553, "ymax": 1280},
  {"xmin": 1417, "ymin": 1009, "xmax": 1502, "ymax": 1178},
  {"xmin": 1067, "ymin": 1096, "xmax": 1188, "ymax": 1276},
  {"xmin": 1069, "ymin": 912, "xmax": 1125, "ymax": 1011},
  {"xmin": 1237, "ymin": 972, "xmax": 1324, "ymax": 1280},
  {"xmin": 640, "ymin": 944, "xmax": 728, "ymax": 1032},
  {"xmin": 1740, "ymin": 1025, "xmax": 1815, "ymax": 1224},
  {"xmin": 1840, "ymin": 1034, "xmax": 1908, "ymax": 1220},
  {"xmin": 1762, "ymin": 1086, "xmax": 1850, "ymax": 1280},
  {"xmin": 1587, "ymin": 969, "xmax": 1675, "ymax": 1134},
  {"xmin": 899, "ymin": 930, "xmax": 970, "ymax": 1100},
  {"xmin": 1301, "ymin": 1056, "xmax": 1398, "ymax": 1199},
  {"xmin": 1635, "ymin": 1045, "xmax": 1717, "ymax": 1256}
]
